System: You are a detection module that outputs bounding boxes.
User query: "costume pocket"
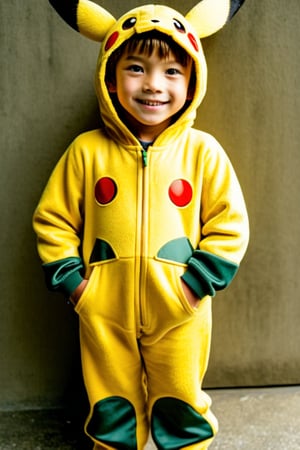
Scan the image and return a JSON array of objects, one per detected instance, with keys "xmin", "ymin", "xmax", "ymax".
[
  {"xmin": 154, "ymin": 237, "xmax": 204, "ymax": 314},
  {"xmin": 74, "ymin": 259, "xmax": 136, "ymax": 330},
  {"xmin": 74, "ymin": 265, "xmax": 100, "ymax": 314},
  {"xmin": 175, "ymin": 272, "xmax": 202, "ymax": 313},
  {"xmin": 149, "ymin": 258, "xmax": 198, "ymax": 317}
]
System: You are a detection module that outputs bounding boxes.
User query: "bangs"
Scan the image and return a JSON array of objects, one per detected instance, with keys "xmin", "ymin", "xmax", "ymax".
[{"xmin": 124, "ymin": 33, "xmax": 190, "ymax": 66}]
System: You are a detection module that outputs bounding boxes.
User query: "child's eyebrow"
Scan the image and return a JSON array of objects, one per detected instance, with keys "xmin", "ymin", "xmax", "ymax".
[
  {"xmin": 123, "ymin": 54, "xmax": 146, "ymax": 62},
  {"xmin": 124, "ymin": 54, "xmax": 181, "ymax": 65}
]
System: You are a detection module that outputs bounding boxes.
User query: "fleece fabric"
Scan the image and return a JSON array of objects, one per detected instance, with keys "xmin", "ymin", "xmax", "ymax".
[{"xmin": 33, "ymin": 3, "xmax": 249, "ymax": 449}]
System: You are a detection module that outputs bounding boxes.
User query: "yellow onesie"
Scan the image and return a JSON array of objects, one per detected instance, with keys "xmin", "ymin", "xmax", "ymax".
[{"xmin": 33, "ymin": 2, "xmax": 249, "ymax": 449}]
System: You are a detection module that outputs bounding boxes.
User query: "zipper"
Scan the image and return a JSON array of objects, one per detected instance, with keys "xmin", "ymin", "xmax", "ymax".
[
  {"xmin": 138, "ymin": 146, "xmax": 149, "ymax": 332},
  {"xmin": 141, "ymin": 148, "xmax": 148, "ymax": 167}
]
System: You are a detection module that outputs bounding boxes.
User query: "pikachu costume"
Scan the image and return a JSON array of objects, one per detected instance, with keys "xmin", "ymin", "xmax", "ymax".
[{"xmin": 33, "ymin": 1, "xmax": 249, "ymax": 449}]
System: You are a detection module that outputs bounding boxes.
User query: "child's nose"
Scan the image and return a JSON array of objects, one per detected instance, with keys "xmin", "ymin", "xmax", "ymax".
[{"xmin": 143, "ymin": 72, "xmax": 163, "ymax": 93}]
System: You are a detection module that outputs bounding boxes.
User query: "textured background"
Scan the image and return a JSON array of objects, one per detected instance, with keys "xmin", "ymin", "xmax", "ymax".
[{"xmin": 0, "ymin": 0, "xmax": 299, "ymax": 410}]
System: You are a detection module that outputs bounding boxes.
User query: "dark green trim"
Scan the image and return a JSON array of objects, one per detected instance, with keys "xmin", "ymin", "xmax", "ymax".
[
  {"xmin": 152, "ymin": 397, "xmax": 214, "ymax": 449},
  {"xmin": 157, "ymin": 237, "xmax": 194, "ymax": 264},
  {"xmin": 181, "ymin": 249, "xmax": 238, "ymax": 299},
  {"xmin": 89, "ymin": 238, "xmax": 117, "ymax": 264},
  {"xmin": 43, "ymin": 257, "xmax": 84, "ymax": 297},
  {"xmin": 86, "ymin": 396, "xmax": 137, "ymax": 450}
]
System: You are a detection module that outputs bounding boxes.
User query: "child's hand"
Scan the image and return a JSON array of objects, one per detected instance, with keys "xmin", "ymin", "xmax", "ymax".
[
  {"xmin": 69, "ymin": 279, "xmax": 88, "ymax": 306},
  {"xmin": 181, "ymin": 279, "xmax": 200, "ymax": 309}
]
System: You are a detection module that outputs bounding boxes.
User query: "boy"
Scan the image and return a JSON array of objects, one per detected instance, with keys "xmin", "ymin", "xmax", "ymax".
[{"xmin": 33, "ymin": 2, "xmax": 249, "ymax": 449}]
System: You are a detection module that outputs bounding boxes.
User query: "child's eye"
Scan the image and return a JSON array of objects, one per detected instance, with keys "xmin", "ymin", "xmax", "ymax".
[
  {"xmin": 127, "ymin": 64, "xmax": 144, "ymax": 73},
  {"xmin": 166, "ymin": 68, "xmax": 181, "ymax": 75}
]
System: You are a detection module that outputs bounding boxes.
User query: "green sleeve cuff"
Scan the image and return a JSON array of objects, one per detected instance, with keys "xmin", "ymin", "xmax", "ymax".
[
  {"xmin": 181, "ymin": 269, "xmax": 208, "ymax": 299},
  {"xmin": 59, "ymin": 270, "xmax": 84, "ymax": 297},
  {"xmin": 42, "ymin": 257, "xmax": 84, "ymax": 297},
  {"xmin": 181, "ymin": 250, "xmax": 239, "ymax": 299}
]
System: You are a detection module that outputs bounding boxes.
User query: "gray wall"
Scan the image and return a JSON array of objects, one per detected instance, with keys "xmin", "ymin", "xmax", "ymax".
[{"xmin": 1, "ymin": 0, "xmax": 299, "ymax": 409}]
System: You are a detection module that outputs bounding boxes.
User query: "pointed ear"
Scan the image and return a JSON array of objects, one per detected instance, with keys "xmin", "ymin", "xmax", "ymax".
[
  {"xmin": 49, "ymin": 0, "xmax": 116, "ymax": 42},
  {"xmin": 185, "ymin": 0, "xmax": 245, "ymax": 39}
]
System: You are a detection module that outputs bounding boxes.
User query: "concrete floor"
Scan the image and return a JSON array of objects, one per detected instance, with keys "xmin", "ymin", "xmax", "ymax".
[{"xmin": 0, "ymin": 386, "xmax": 299, "ymax": 449}]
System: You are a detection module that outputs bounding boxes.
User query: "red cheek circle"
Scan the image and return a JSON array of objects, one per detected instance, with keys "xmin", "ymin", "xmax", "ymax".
[
  {"xmin": 95, "ymin": 177, "xmax": 117, "ymax": 205},
  {"xmin": 169, "ymin": 179, "xmax": 193, "ymax": 207},
  {"xmin": 188, "ymin": 33, "xmax": 199, "ymax": 52},
  {"xmin": 105, "ymin": 31, "xmax": 119, "ymax": 51}
]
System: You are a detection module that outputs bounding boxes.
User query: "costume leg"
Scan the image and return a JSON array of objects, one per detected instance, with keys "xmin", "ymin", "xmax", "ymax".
[
  {"xmin": 79, "ymin": 319, "xmax": 149, "ymax": 450},
  {"xmin": 75, "ymin": 262, "xmax": 149, "ymax": 450},
  {"xmin": 141, "ymin": 296, "xmax": 218, "ymax": 450}
]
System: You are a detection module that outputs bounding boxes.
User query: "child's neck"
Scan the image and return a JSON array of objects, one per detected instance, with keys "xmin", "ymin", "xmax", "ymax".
[{"xmin": 120, "ymin": 109, "xmax": 171, "ymax": 142}]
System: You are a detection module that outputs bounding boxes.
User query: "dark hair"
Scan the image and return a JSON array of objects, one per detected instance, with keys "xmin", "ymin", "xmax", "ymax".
[{"xmin": 105, "ymin": 31, "xmax": 196, "ymax": 95}]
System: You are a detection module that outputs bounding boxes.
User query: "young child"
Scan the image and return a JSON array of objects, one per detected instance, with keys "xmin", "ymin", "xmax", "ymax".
[{"xmin": 33, "ymin": 1, "xmax": 249, "ymax": 449}]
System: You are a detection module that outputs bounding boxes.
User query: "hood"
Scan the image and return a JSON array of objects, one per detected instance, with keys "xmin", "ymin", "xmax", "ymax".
[
  {"xmin": 95, "ymin": 5, "xmax": 207, "ymax": 146},
  {"xmin": 48, "ymin": 0, "xmax": 246, "ymax": 145}
]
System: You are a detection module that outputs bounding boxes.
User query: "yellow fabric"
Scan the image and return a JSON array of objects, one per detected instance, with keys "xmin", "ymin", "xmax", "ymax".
[
  {"xmin": 68, "ymin": 1, "xmax": 233, "ymax": 42},
  {"xmin": 95, "ymin": 5, "xmax": 207, "ymax": 145},
  {"xmin": 33, "ymin": 126, "xmax": 248, "ymax": 447},
  {"xmin": 77, "ymin": 0, "xmax": 115, "ymax": 41},
  {"xmin": 76, "ymin": 264, "xmax": 218, "ymax": 447},
  {"xmin": 33, "ymin": 128, "xmax": 248, "ymax": 268},
  {"xmin": 186, "ymin": 0, "xmax": 231, "ymax": 38},
  {"xmin": 34, "ymin": 2, "xmax": 249, "ymax": 448}
]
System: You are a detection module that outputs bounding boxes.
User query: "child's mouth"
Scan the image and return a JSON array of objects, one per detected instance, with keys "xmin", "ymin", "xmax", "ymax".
[{"xmin": 137, "ymin": 99, "xmax": 168, "ymax": 107}]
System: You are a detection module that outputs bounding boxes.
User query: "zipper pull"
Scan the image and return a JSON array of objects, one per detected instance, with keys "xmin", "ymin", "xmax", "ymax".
[{"xmin": 141, "ymin": 148, "xmax": 148, "ymax": 167}]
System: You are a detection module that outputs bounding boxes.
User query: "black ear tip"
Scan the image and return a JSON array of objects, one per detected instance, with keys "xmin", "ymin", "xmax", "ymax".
[
  {"xmin": 49, "ymin": 0, "xmax": 80, "ymax": 32},
  {"xmin": 229, "ymin": 0, "xmax": 246, "ymax": 20}
]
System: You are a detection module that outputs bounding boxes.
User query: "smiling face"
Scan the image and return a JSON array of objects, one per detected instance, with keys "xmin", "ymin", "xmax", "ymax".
[{"xmin": 107, "ymin": 37, "xmax": 193, "ymax": 142}]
